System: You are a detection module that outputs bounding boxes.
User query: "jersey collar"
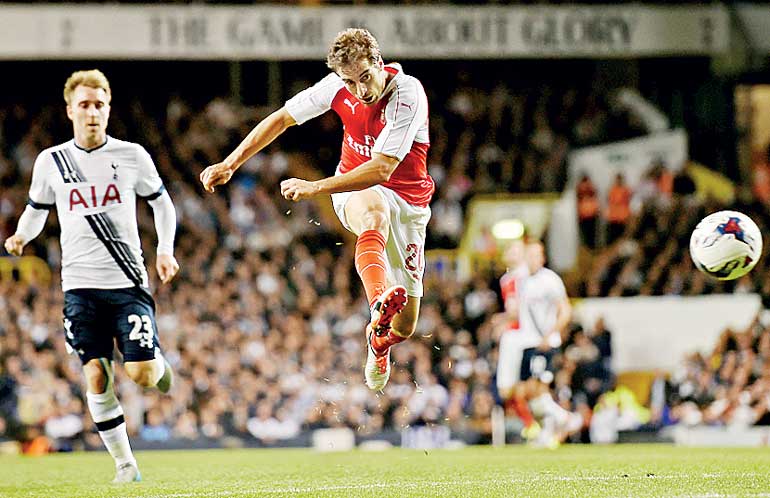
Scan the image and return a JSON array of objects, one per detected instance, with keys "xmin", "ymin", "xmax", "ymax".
[
  {"xmin": 73, "ymin": 135, "xmax": 109, "ymax": 153},
  {"xmin": 380, "ymin": 63, "xmax": 401, "ymax": 101}
]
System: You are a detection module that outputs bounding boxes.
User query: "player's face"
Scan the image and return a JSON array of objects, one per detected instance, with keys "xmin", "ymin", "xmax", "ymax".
[
  {"xmin": 337, "ymin": 59, "xmax": 387, "ymax": 105},
  {"xmin": 67, "ymin": 85, "xmax": 110, "ymax": 148},
  {"xmin": 526, "ymin": 242, "xmax": 545, "ymax": 274},
  {"xmin": 504, "ymin": 239, "xmax": 525, "ymax": 269}
]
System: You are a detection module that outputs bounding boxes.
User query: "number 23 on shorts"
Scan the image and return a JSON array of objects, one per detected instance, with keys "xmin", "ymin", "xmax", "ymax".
[{"xmin": 128, "ymin": 314, "xmax": 154, "ymax": 349}]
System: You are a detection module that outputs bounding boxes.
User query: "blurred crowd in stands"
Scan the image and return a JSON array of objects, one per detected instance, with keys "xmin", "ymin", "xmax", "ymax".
[
  {"xmin": 0, "ymin": 63, "xmax": 767, "ymax": 452},
  {"xmin": 657, "ymin": 312, "xmax": 770, "ymax": 430}
]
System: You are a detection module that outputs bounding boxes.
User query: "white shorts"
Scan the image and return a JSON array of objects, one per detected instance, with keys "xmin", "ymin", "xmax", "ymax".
[
  {"xmin": 332, "ymin": 185, "xmax": 431, "ymax": 297},
  {"xmin": 496, "ymin": 329, "xmax": 540, "ymax": 392}
]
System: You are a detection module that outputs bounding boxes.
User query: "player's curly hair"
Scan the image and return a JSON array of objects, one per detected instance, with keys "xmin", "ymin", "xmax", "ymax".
[
  {"xmin": 326, "ymin": 28, "xmax": 381, "ymax": 72},
  {"xmin": 63, "ymin": 69, "xmax": 111, "ymax": 105}
]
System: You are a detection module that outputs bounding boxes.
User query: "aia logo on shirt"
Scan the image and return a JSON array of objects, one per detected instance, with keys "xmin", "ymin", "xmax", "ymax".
[{"xmin": 69, "ymin": 184, "xmax": 122, "ymax": 211}]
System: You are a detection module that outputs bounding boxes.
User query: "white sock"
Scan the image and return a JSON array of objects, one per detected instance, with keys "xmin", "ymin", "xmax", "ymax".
[
  {"xmin": 86, "ymin": 387, "xmax": 136, "ymax": 468},
  {"xmin": 532, "ymin": 393, "xmax": 570, "ymax": 424},
  {"xmin": 541, "ymin": 415, "xmax": 557, "ymax": 437},
  {"xmin": 530, "ymin": 414, "xmax": 557, "ymax": 447},
  {"xmin": 99, "ymin": 424, "xmax": 136, "ymax": 468},
  {"xmin": 150, "ymin": 349, "xmax": 165, "ymax": 386}
]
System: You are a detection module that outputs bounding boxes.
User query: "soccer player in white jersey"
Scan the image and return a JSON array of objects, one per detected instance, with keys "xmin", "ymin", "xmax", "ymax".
[
  {"xmin": 513, "ymin": 240, "xmax": 580, "ymax": 447},
  {"xmin": 518, "ymin": 240, "xmax": 571, "ymax": 377},
  {"xmin": 201, "ymin": 28, "xmax": 433, "ymax": 391},
  {"xmin": 3, "ymin": 70, "xmax": 179, "ymax": 482}
]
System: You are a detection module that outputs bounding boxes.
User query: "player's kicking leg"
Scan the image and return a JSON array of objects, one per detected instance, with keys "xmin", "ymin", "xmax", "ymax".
[
  {"xmin": 124, "ymin": 352, "xmax": 173, "ymax": 394},
  {"xmin": 341, "ymin": 189, "xmax": 408, "ymax": 390}
]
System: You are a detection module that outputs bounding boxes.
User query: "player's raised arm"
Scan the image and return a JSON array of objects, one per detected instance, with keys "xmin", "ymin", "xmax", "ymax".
[
  {"xmin": 4, "ymin": 154, "xmax": 54, "ymax": 256},
  {"xmin": 200, "ymin": 107, "xmax": 297, "ymax": 193},
  {"xmin": 202, "ymin": 70, "xmax": 345, "ymax": 194}
]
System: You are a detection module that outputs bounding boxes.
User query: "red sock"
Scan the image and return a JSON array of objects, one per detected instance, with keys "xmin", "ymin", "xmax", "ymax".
[
  {"xmin": 371, "ymin": 329, "xmax": 407, "ymax": 354},
  {"xmin": 512, "ymin": 395, "xmax": 535, "ymax": 428},
  {"xmin": 354, "ymin": 230, "xmax": 388, "ymax": 307}
]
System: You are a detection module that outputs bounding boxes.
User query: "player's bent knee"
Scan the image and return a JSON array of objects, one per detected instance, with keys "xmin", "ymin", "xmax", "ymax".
[
  {"xmin": 124, "ymin": 361, "xmax": 157, "ymax": 388},
  {"xmin": 359, "ymin": 208, "xmax": 389, "ymax": 234},
  {"xmin": 127, "ymin": 370, "xmax": 153, "ymax": 387}
]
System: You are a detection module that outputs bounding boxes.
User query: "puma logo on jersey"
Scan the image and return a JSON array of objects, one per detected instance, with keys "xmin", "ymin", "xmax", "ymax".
[
  {"xmin": 343, "ymin": 98, "xmax": 360, "ymax": 115},
  {"xmin": 69, "ymin": 184, "xmax": 122, "ymax": 211}
]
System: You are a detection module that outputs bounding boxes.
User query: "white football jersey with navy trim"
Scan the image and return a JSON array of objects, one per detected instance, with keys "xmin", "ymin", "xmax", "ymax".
[
  {"xmin": 27, "ymin": 136, "xmax": 164, "ymax": 291},
  {"xmin": 518, "ymin": 267, "xmax": 568, "ymax": 342}
]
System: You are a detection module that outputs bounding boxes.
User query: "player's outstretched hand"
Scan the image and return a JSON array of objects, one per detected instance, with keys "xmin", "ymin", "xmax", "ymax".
[
  {"xmin": 156, "ymin": 254, "xmax": 180, "ymax": 284},
  {"xmin": 280, "ymin": 178, "xmax": 319, "ymax": 202},
  {"xmin": 3, "ymin": 234, "xmax": 25, "ymax": 256},
  {"xmin": 200, "ymin": 162, "xmax": 235, "ymax": 193}
]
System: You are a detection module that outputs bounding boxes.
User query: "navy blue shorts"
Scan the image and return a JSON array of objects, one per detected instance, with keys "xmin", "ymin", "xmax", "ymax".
[
  {"xmin": 520, "ymin": 347, "xmax": 558, "ymax": 382},
  {"xmin": 63, "ymin": 287, "xmax": 160, "ymax": 363}
]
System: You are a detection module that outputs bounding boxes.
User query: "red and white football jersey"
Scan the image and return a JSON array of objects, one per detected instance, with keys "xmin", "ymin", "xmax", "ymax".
[
  {"xmin": 285, "ymin": 64, "xmax": 434, "ymax": 207},
  {"xmin": 499, "ymin": 263, "xmax": 529, "ymax": 330}
]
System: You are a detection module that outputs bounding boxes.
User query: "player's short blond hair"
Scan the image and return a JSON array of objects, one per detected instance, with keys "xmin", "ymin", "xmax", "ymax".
[
  {"xmin": 63, "ymin": 69, "xmax": 111, "ymax": 105},
  {"xmin": 326, "ymin": 28, "xmax": 381, "ymax": 72}
]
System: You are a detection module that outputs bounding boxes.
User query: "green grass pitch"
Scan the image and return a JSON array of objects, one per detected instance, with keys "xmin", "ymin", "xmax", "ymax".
[{"xmin": 2, "ymin": 444, "xmax": 770, "ymax": 497}]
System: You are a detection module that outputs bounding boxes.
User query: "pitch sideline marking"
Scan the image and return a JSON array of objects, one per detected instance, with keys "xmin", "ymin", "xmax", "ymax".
[{"xmin": 141, "ymin": 472, "xmax": 768, "ymax": 497}]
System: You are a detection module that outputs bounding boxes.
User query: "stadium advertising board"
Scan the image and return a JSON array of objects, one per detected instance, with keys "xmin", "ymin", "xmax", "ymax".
[
  {"xmin": 575, "ymin": 294, "xmax": 762, "ymax": 371},
  {"xmin": 0, "ymin": 5, "xmax": 727, "ymax": 59},
  {"xmin": 736, "ymin": 4, "xmax": 770, "ymax": 53}
]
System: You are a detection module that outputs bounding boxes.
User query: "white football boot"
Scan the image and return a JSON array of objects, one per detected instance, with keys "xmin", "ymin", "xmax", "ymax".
[{"xmin": 112, "ymin": 462, "xmax": 142, "ymax": 483}]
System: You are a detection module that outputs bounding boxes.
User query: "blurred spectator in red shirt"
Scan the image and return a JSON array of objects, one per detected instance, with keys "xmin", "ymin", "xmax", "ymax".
[
  {"xmin": 606, "ymin": 173, "xmax": 632, "ymax": 245},
  {"xmin": 576, "ymin": 174, "xmax": 600, "ymax": 249}
]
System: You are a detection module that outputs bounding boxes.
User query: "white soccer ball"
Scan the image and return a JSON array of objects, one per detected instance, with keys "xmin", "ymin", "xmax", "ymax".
[{"xmin": 689, "ymin": 210, "xmax": 762, "ymax": 281}]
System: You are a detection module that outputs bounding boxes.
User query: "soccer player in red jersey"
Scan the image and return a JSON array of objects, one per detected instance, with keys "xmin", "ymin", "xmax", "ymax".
[{"xmin": 200, "ymin": 28, "xmax": 433, "ymax": 391}]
